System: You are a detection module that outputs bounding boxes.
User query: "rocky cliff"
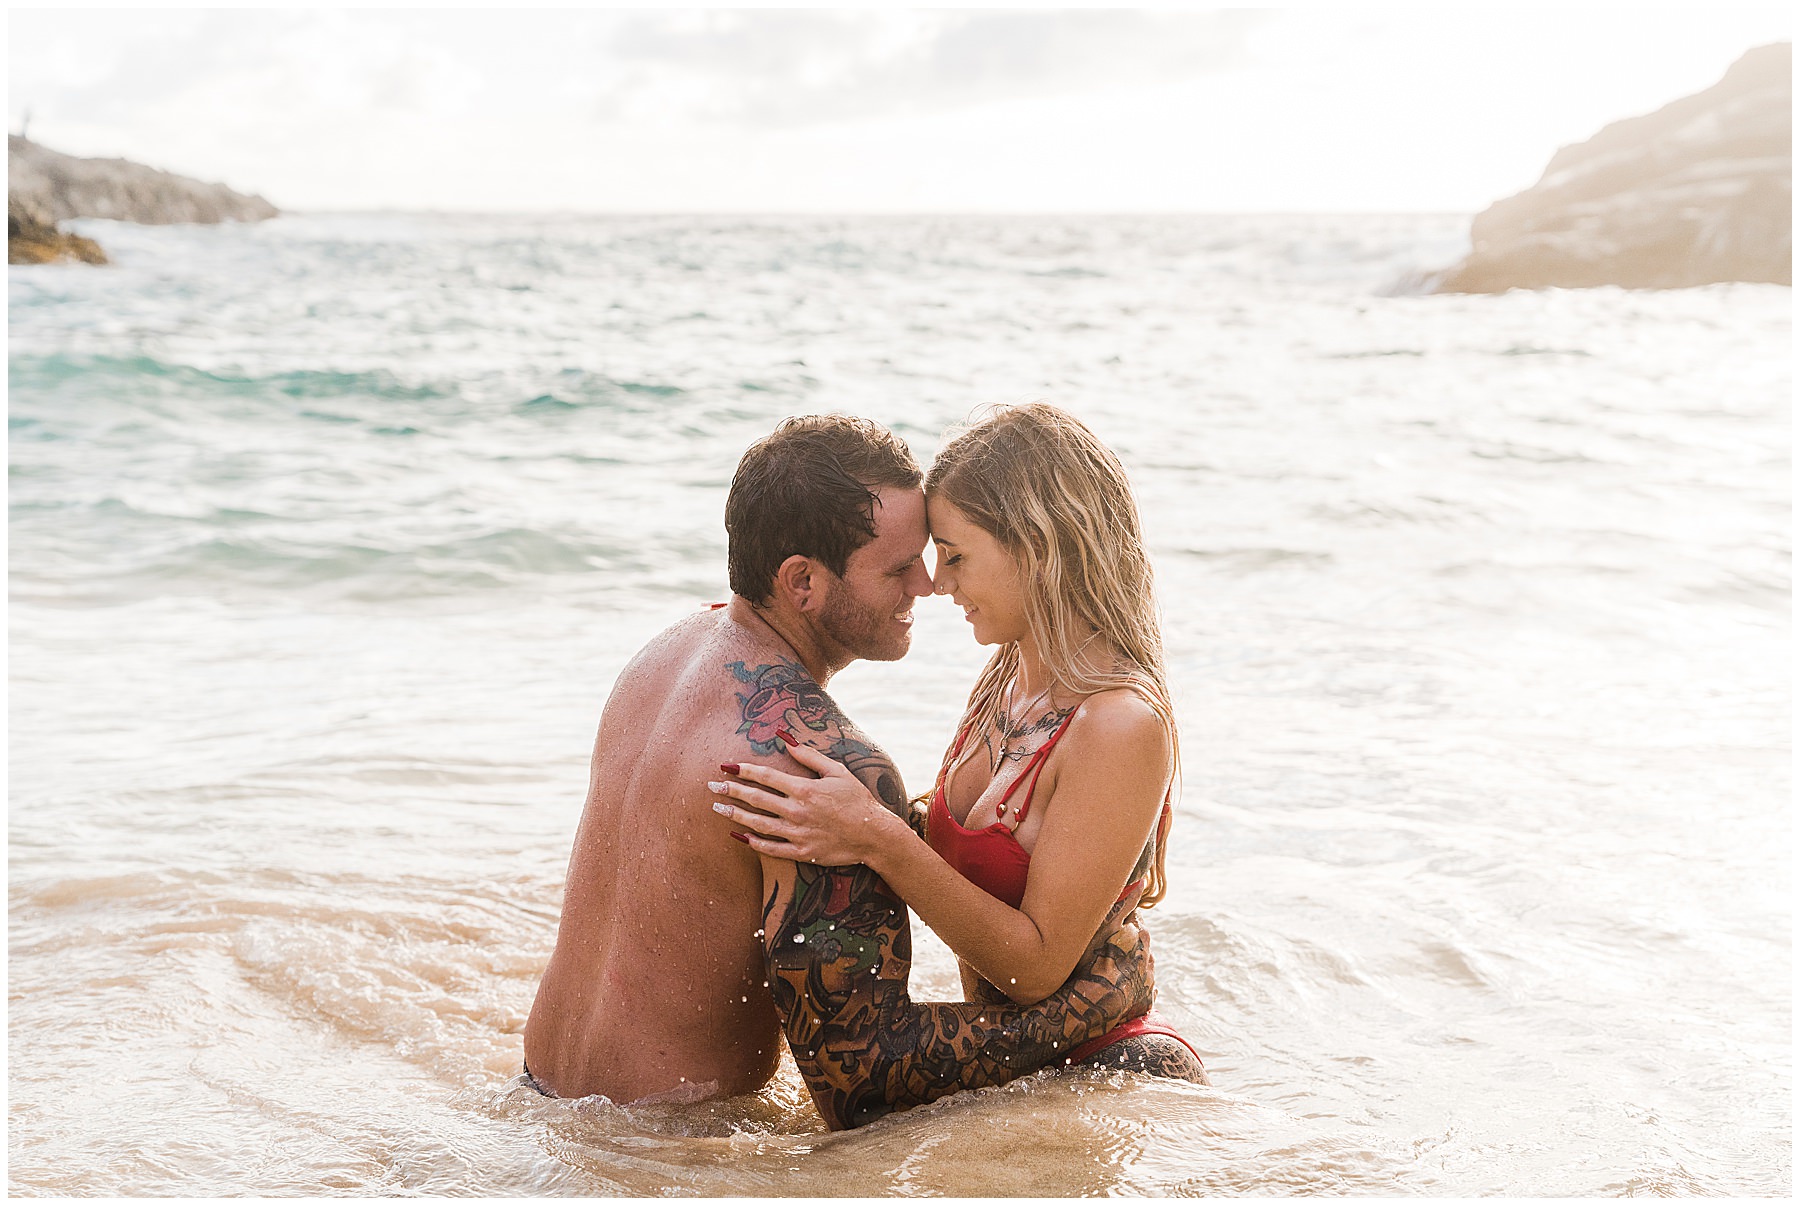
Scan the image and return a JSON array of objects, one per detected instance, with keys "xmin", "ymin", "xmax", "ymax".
[
  {"xmin": 9, "ymin": 197, "xmax": 108, "ymax": 265},
  {"xmin": 1433, "ymin": 43, "xmax": 1791, "ymax": 293},
  {"xmin": 9, "ymin": 135, "xmax": 277, "ymax": 264}
]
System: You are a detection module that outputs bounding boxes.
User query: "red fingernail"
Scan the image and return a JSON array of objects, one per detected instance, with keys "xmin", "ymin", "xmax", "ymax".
[
  {"xmin": 729, "ymin": 831, "xmax": 750, "ymax": 844},
  {"xmin": 776, "ymin": 729, "xmax": 797, "ymax": 746},
  {"xmin": 720, "ymin": 762, "xmax": 740, "ymax": 775}
]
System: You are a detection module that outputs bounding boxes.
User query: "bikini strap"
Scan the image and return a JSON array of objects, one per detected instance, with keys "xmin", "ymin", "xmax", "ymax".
[
  {"xmin": 934, "ymin": 714, "xmax": 978, "ymax": 801},
  {"xmin": 996, "ymin": 707, "xmax": 1079, "ymax": 825}
]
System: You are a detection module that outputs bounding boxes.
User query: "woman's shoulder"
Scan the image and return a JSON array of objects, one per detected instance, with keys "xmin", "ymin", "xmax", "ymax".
[
  {"xmin": 1066, "ymin": 687, "xmax": 1171, "ymax": 753},
  {"xmin": 1043, "ymin": 688, "xmax": 1172, "ymax": 816}
]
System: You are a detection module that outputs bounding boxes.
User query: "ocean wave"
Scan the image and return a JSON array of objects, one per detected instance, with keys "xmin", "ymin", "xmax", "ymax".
[
  {"xmin": 161, "ymin": 528, "xmax": 632, "ymax": 587},
  {"xmin": 1323, "ymin": 348, "xmax": 1427, "ymax": 359},
  {"xmin": 8, "ymin": 352, "xmax": 445, "ymax": 404},
  {"xmin": 8, "ymin": 524, "xmax": 650, "ymax": 604},
  {"xmin": 8, "ymin": 497, "xmax": 287, "ymax": 526},
  {"xmin": 8, "ymin": 414, "xmax": 60, "ymax": 442},
  {"xmin": 1498, "ymin": 344, "xmax": 1593, "ymax": 357},
  {"xmin": 1308, "ymin": 496, "xmax": 1494, "ymax": 528},
  {"xmin": 1026, "ymin": 265, "xmax": 1107, "ymax": 279},
  {"xmin": 1467, "ymin": 441, "xmax": 1604, "ymax": 465},
  {"xmin": 1680, "ymin": 565, "xmax": 1792, "ymax": 608},
  {"xmin": 513, "ymin": 376, "xmax": 686, "ymax": 415},
  {"xmin": 1175, "ymin": 547, "xmax": 1335, "ymax": 574},
  {"xmin": 516, "ymin": 394, "xmax": 583, "ymax": 413}
]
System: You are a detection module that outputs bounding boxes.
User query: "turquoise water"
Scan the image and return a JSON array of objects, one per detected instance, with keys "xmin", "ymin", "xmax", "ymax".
[{"xmin": 8, "ymin": 213, "xmax": 1790, "ymax": 1194}]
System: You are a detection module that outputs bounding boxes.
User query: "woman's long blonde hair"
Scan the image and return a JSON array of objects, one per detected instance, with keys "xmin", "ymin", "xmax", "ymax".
[{"xmin": 926, "ymin": 402, "xmax": 1177, "ymax": 907}]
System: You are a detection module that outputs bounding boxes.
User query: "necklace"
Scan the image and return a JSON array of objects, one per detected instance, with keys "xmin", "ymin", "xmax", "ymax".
[
  {"xmin": 975, "ymin": 634, "xmax": 1104, "ymax": 808},
  {"xmin": 992, "ymin": 679, "xmax": 1054, "ymax": 765},
  {"xmin": 985, "ymin": 676, "xmax": 1073, "ymax": 798}
]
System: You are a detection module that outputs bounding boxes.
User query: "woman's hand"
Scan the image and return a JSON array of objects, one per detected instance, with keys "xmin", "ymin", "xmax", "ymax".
[{"xmin": 710, "ymin": 741, "xmax": 910, "ymax": 867}]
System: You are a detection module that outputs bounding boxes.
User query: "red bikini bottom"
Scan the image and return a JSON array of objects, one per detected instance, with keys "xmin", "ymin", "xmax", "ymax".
[{"xmin": 1063, "ymin": 1010, "xmax": 1204, "ymax": 1067}]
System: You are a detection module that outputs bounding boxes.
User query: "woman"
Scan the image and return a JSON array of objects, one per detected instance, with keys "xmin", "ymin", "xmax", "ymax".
[{"xmin": 713, "ymin": 403, "xmax": 1205, "ymax": 1081}]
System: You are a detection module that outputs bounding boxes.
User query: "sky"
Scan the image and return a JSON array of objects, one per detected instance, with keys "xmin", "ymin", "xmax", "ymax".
[{"xmin": 8, "ymin": 5, "xmax": 1793, "ymax": 214}]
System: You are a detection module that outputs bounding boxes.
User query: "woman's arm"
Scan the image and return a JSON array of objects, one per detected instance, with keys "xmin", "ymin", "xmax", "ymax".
[
  {"xmin": 714, "ymin": 691, "xmax": 1169, "ymax": 1005},
  {"xmin": 720, "ymin": 680, "xmax": 1156, "ymax": 1131}
]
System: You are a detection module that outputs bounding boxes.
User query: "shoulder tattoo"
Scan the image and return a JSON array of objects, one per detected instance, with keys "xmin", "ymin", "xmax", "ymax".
[{"xmin": 727, "ymin": 657, "xmax": 906, "ymax": 815}]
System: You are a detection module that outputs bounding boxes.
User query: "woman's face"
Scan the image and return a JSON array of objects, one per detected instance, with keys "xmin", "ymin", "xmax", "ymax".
[{"xmin": 927, "ymin": 497, "xmax": 1029, "ymax": 646}]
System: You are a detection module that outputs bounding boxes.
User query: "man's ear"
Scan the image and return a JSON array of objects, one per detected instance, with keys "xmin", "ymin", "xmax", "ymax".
[{"xmin": 773, "ymin": 554, "xmax": 821, "ymax": 613}]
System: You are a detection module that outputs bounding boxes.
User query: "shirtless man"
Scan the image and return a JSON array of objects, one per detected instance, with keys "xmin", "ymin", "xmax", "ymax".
[{"xmin": 523, "ymin": 415, "xmax": 1152, "ymax": 1129}]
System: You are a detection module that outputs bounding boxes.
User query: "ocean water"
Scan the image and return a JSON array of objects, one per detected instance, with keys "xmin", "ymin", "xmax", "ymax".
[{"xmin": 7, "ymin": 212, "xmax": 1789, "ymax": 1196}]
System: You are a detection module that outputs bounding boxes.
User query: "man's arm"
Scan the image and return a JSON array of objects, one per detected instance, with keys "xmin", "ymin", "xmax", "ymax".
[{"xmin": 724, "ymin": 657, "xmax": 1152, "ymax": 1130}]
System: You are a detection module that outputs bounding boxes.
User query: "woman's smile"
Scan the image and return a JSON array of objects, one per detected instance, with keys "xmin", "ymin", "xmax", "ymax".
[{"xmin": 927, "ymin": 499, "xmax": 1026, "ymax": 645}]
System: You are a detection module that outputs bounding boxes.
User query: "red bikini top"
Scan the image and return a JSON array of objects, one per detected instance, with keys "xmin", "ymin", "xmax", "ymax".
[
  {"xmin": 925, "ymin": 710, "xmax": 1078, "ymax": 909},
  {"xmin": 926, "ymin": 704, "xmax": 1171, "ymax": 912}
]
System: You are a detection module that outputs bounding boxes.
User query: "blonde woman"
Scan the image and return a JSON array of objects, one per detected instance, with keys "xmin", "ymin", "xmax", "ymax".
[{"xmin": 714, "ymin": 403, "xmax": 1206, "ymax": 1081}]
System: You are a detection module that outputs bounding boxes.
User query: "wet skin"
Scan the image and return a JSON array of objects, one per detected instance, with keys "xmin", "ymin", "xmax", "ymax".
[
  {"xmin": 523, "ymin": 488, "xmax": 1154, "ymax": 1126},
  {"xmin": 718, "ymin": 494, "xmax": 1208, "ymax": 1088}
]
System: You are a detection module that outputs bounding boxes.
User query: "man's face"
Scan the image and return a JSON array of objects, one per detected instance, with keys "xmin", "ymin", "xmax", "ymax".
[{"xmin": 816, "ymin": 485, "xmax": 934, "ymax": 663}]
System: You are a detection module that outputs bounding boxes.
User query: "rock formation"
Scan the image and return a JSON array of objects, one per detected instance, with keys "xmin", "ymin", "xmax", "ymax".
[
  {"xmin": 9, "ymin": 195, "xmax": 108, "ymax": 265},
  {"xmin": 8, "ymin": 135, "xmax": 277, "ymax": 265},
  {"xmin": 1433, "ymin": 43, "xmax": 1791, "ymax": 293}
]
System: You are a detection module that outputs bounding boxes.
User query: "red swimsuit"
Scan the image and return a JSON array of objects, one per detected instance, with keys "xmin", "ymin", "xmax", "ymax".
[
  {"xmin": 924, "ymin": 710, "xmax": 1201, "ymax": 1069},
  {"xmin": 926, "ymin": 710, "xmax": 1076, "ymax": 910}
]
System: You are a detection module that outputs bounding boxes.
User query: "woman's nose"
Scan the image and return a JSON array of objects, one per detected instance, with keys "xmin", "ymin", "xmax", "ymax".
[{"xmin": 904, "ymin": 559, "xmax": 933, "ymax": 598}]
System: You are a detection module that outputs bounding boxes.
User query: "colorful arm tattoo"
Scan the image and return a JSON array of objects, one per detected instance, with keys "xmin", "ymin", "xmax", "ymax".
[
  {"xmin": 729, "ymin": 657, "xmax": 1155, "ymax": 1130},
  {"xmin": 903, "ymin": 796, "xmax": 931, "ymax": 841}
]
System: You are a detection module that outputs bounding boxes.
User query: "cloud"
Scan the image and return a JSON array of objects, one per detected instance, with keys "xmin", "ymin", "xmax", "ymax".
[
  {"xmin": 12, "ymin": 7, "xmax": 1789, "ymax": 213},
  {"xmin": 14, "ymin": 11, "xmax": 301, "ymax": 126},
  {"xmin": 591, "ymin": 9, "xmax": 1267, "ymax": 126}
]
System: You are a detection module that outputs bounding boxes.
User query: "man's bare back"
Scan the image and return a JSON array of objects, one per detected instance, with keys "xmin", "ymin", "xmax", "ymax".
[{"xmin": 524, "ymin": 605, "xmax": 785, "ymax": 1103}]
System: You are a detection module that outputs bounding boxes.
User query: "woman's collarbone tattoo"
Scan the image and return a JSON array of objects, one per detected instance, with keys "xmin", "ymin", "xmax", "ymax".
[{"xmin": 983, "ymin": 702, "xmax": 1076, "ymax": 774}]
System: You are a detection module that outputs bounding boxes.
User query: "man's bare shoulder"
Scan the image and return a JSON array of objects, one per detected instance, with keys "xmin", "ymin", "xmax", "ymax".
[
  {"xmin": 608, "ymin": 603, "xmax": 905, "ymax": 815},
  {"xmin": 608, "ymin": 607, "xmax": 757, "ymax": 705},
  {"xmin": 616, "ymin": 606, "xmax": 729, "ymax": 675}
]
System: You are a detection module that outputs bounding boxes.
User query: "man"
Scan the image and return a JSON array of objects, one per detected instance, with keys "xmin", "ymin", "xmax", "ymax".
[{"xmin": 523, "ymin": 414, "xmax": 1151, "ymax": 1129}]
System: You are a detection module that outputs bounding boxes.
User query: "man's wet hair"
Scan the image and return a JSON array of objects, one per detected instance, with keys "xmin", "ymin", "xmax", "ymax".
[{"xmin": 727, "ymin": 415, "xmax": 922, "ymax": 604}]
